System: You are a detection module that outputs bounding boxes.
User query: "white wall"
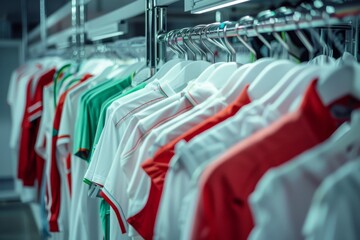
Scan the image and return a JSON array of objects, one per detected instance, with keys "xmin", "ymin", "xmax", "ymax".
[{"xmin": 0, "ymin": 40, "xmax": 21, "ymax": 180}]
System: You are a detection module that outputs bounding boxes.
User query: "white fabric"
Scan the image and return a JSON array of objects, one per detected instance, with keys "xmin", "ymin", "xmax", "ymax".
[
  {"xmin": 56, "ymin": 71, "xmax": 112, "ymax": 240},
  {"xmin": 303, "ymin": 157, "xmax": 360, "ymax": 240},
  {"xmin": 85, "ymin": 79, "xmax": 176, "ymax": 186},
  {"xmin": 101, "ymin": 93, "xmax": 183, "ymax": 238},
  {"xmin": 154, "ymin": 102, "xmax": 280, "ymax": 240},
  {"xmin": 103, "ymin": 80, "xmax": 219, "ymax": 237},
  {"xmin": 249, "ymin": 130, "xmax": 360, "ymax": 240},
  {"xmin": 127, "ymin": 95, "xmax": 227, "ymax": 223}
]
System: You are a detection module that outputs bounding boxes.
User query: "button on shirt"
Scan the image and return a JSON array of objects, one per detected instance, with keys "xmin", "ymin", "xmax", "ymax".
[
  {"xmin": 190, "ymin": 80, "xmax": 339, "ymax": 240},
  {"xmin": 303, "ymin": 158, "xmax": 360, "ymax": 240},
  {"xmin": 101, "ymin": 81, "xmax": 219, "ymax": 239},
  {"xmin": 249, "ymin": 127, "xmax": 360, "ymax": 240}
]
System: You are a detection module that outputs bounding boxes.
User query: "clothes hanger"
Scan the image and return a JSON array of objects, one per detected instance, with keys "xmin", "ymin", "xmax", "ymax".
[
  {"xmin": 317, "ymin": 63, "xmax": 360, "ymax": 106},
  {"xmin": 188, "ymin": 25, "xmax": 208, "ymax": 61},
  {"xmin": 237, "ymin": 17, "xmax": 258, "ymax": 61},
  {"xmin": 257, "ymin": 64, "xmax": 309, "ymax": 105},
  {"xmin": 247, "ymin": 60, "xmax": 296, "ymax": 101},
  {"xmin": 223, "ymin": 58, "xmax": 275, "ymax": 102},
  {"xmin": 131, "ymin": 31, "xmax": 184, "ymax": 86}
]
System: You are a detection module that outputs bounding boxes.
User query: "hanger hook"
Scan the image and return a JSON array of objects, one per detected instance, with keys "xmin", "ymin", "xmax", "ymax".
[
  {"xmin": 180, "ymin": 28, "xmax": 196, "ymax": 60},
  {"xmin": 166, "ymin": 30, "xmax": 180, "ymax": 58},
  {"xmin": 174, "ymin": 29, "xmax": 189, "ymax": 60},
  {"xmin": 237, "ymin": 16, "xmax": 257, "ymax": 61},
  {"xmin": 217, "ymin": 21, "xmax": 236, "ymax": 62},
  {"xmin": 189, "ymin": 25, "xmax": 208, "ymax": 60},
  {"xmin": 293, "ymin": 10, "xmax": 315, "ymax": 60},
  {"xmin": 252, "ymin": 15, "xmax": 272, "ymax": 57},
  {"xmin": 201, "ymin": 23, "xmax": 217, "ymax": 63}
]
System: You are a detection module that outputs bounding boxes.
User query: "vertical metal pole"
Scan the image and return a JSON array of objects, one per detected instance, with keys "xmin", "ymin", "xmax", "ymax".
[
  {"xmin": 20, "ymin": 0, "xmax": 28, "ymax": 63},
  {"xmin": 79, "ymin": 0, "xmax": 86, "ymax": 61},
  {"xmin": 39, "ymin": 0, "xmax": 47, "ymax": 54},
  {"xmin": 146, "ymin": 0, "xmax": 156, "ymax": 76},
  {"xmin": 354, "ymin": 16, "xmax": 359, "ymax": 61},
  {"xmin": 72, "ymin": 0, "xmax": 78, "ymax": 61},
  {"xmin": 156, "ymin": 6, "xmax": 167, "ymax": 69},
  {"xmin": 146, "ymin": 0, "xmax": 168, "ymax": 75}
]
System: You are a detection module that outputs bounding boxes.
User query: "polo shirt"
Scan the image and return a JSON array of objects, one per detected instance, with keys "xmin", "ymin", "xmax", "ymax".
[
  {"xmin": 9, "ymin": 65, "xmax": 42, "ymax": 161},
  {"xmin": 102, "ymin": 80, "xmax": 220, "ymax": 239},
  {"xmin": 153, "ymin": 97, "xmax": 280, "ymax": 240},
  {"xmin": 73, "ymin": 75, "xmax": 133, "ymax": 161},
  {"xmin": 303, "ymin": 158, "xmax": 360, "ymax": 240},
  {"xmin": 56, "ymin": 66, "xmax": 114, "ymax": 155},
  {"xmin": 137, "ymin": 85, "xmax": 251, "ymax": 240},
  {"xmin": 190, "ymin": 80, "xmax": 340, "ymax": 240},
  {"xmin": 127, "ymin": 94, "xmax": 228, "ymax": 239},
  {"xmin": 249, "ymin": 124, "xmax": 360, "ymax": 240},
  {"xmin": 100, "ymin": 93, "xmax": 183, "ymax": 237},
  {"xmin": 85, "ymin": 80, "xmax": 177, "ymax": 186},
  {"xmin": 56, "ymin": 69, "xmax": 114, "ymax": 240},
  {"xmin": 47, "ymin": 74, "xmax": 92, "ymax": 232}
]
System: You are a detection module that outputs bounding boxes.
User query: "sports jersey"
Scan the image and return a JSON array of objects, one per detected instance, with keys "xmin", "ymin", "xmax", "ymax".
[
  {"xmin": 56, "ymin": 70, "xmax": 113, "ymax": 240},
  {"xmin": 18, "ymin": 68, "xmax": 56, "ymax": 187},
  {"xmin": 248, "ymin": 125, "xmax": 360, "ymax": 240},
  {"xmin": 100, "ymin": 92, "xmax": 183, "ymax": 238},
  {"xmin": 85, "ymin": 80, "xmax": 177, "ymax": 186},
  {"xmin": 101, "ymin": 80, "xmax": 220, "ymax": 239},
  {"xmin": 73, "ymin": 75, "xmax": 133, "ymax": 161},
  {"xmin": 303, "ymin": 158, "xmax": 360, "ymax": 240},
  {"xmin": 47, "ymin": 74, "xmax": 92, "ymax": 233},
  {"xmin": 153, "ymin": 97, "xmax": 280, "ymax": 240},
  {"xmin": 190, "ymin": 80, "xmax": 340, "ymax": 240},
  {"xmin": 127, "ymin": 94, "xmax": 228, "ymax": 239},
  {"xmin": 135, "ymin": 85, "xmax": 251, "ymax": 240}
]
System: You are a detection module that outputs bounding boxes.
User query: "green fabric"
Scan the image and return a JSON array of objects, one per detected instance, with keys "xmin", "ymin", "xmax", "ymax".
[
  {"xmin": 53, "ymin": 63, "xmax": 73, "ymax": 106},
  {"xmin": 91, "ymin": 81, "xmax": 147, "ymax": 157},
  {"xmin": 73, "ymin": 75, "xmax": 133, "ymax": 161},
  {"xmin": 100, "ymin": 199, "xmax": 110, "ymax": 240}
]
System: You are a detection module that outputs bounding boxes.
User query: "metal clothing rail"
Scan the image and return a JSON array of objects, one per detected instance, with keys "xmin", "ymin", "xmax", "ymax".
[{"xmin": 157, "ymin": 4, "xmax": 360, "ymax": 42}]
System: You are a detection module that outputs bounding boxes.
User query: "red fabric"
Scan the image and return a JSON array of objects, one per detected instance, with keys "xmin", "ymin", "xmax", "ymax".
[
  {"xmin": 190, "ymin": 80, "xmax": 345, "ymax": 240},
  {"xmin": 128, "ymin": 86, "xmax": 251, "ymax": 239},
  {"xmin": 18, "ymin": 68, "xmax": 56, "ymax": 188},
  {"xmin": 47, "ymin": 73, "xmax": 92, "ymax": 232},
  {"xmin": 18, "ymin": 76, "xmax": 36, "ymax": 185}
]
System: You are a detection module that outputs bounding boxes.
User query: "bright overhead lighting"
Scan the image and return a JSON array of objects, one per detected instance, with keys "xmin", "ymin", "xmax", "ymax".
[
  {"xmin": 90, "ymin": 31, "xmax": 125, "ymax": 41},
  {"xmin": 192, "ymin": 0, "xmax": 250, "ymax": 14}
]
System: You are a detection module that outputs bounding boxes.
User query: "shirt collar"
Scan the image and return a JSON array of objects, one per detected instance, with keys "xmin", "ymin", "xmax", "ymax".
[
  {"xmin": 159, "ymin": 80, "xmax": 177, "ymax": 97},
  {"xmin": 185, "ymin": 81, "xmax": 219, "ymax": 106}
]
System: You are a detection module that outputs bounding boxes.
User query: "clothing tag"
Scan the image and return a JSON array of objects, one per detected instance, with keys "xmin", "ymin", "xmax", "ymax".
[
  {"xmin": 90, "ymin": 185, "xmax": 101, "ymax": 198},
  {"xmin": 88, "ymin": 183, "xmax": 96, "ymax": 197}
]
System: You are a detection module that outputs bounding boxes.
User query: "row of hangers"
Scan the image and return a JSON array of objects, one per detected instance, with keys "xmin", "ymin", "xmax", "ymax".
[{"xmin": 160, "ymin": 1, "xmax": 358, "ymax": 63}]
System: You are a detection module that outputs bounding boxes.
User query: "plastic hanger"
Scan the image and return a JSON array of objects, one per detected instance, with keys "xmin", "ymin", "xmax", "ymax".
[
  {"xmin": 201, "ymin": 62, "xmax": 240, "ymax": 90},
  {"xmin": 194, "ymin": 62, "xmax": 225, "ymax": 83},
  {"xmin": 224, "ymin": 58, "xmax": 275, "ymax": 102},
  {"xmin": 248, "ymin": 60, "xmax": 296, "ymax": 100},
  {"xmin": 271, "ymin": 65, "xmax": 325, "ymax": 114},
  {"xmin": 257, "ymin": 64, "xmax": 309, "ymax": 105},
  {"xmin": 132, "ymin": 58, "xmax": 183, "ymax": 86},
  {"xmin": 317, "ymin": 63, "xmax": 360, "ymax": 106},
  {"xmin": 165, "ymin": 60, "xmax": 212, "ymax": 92}
]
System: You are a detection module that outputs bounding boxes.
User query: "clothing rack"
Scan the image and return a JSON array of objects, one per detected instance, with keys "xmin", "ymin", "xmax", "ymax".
[
  {"xmin": 158, "ymin": 4, "xmax": 360, "ymax": 42},
  {"xmin": 157, "ymin": 3, "xmax": 360, "ymax": 61}
]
